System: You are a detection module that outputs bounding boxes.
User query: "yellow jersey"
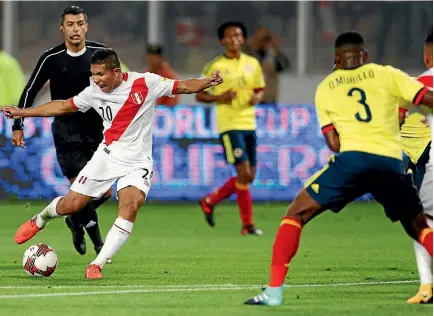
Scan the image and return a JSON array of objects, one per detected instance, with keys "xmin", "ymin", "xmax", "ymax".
[
  {"xmin": 201, "ymin": 53, "xmax": 265, "ymax": 133},
  {"xmin": 315, "ymin": 63, "xmax": 426, "ymax": 160},
  {"xmin": 399, "ymin": 73, "xmax": 432, "ymax": 164},
  {"xmin": 400, "ymin": 111, "xmax": 431, "ymax": 163}
]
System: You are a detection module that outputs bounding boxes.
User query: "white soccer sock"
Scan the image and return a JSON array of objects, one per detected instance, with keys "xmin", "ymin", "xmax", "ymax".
[
  {"xmin": 91, "ymin": 217, "xmax": 133, "ymax": 268},
  {"xmin": 414, "ymin": 219, "xmax": 433, "ymax": 285},
  {"xmin": 35, "ymin": 196, "xmax": 63, "ymax": 228}
]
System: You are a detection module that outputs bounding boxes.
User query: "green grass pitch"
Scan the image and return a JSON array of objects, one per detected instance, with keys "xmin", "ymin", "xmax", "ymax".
[{"xmin": 0, "ymin": 201, "xmax": 431, "ymax": 316}]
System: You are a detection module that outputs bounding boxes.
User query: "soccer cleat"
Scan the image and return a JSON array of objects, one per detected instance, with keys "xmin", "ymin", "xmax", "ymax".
[
  {"xmin": 244, "ymin": 286, "xmax": 283, "ymax": 306},
  {"xmin": 241, "ymin": 224, "xmax": 264, "ymax": 236},
  {"xmin": 198, "ymin": 197, "xmax": 215, "ymax": 227},
  {"xmin": 65, "ymin": 216, "xmax": 86, "ymax": 255},
  {"xmin": 95, "ymin": 245, "xmax": 112, "ymax": 264},
  {"xmin": 407, "ymin": 284, "xmax": 433, "ymax": 304},
  {"xmin": 14, "ymin": 216, "xmax": 42, "ymax": 244},
  {"xmin": 85, "ymin": 264, "xmax": 103, "ymax": 279}
]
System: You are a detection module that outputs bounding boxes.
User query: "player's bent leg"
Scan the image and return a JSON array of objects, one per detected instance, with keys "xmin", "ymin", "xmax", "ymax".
[
  {"xmin": 408, "ymin": 159, "xmax": 433, "ymax": 304},
  {"xmin": 400, "ymin": 212, "xmax": 433, "ymax": 257},
  {"xmin": 199, "ymin": 177, "xmax": 236, "ymax": 227},
  {"xmin": 199, "ymin": 130, "xmax": 249, "ymax": 228},
  {"xmin": 86, "ymin": 185, "xmax": 146, "ymax": 279},
  {"xmin": 245, "ymin": 189, "xmax": 322, "ymax": 306},
  {"xmin": 15, "ymin": 191, "xmax": 91, "ymax": 245},
  {"xmin": 234, "ymin": 161, "xmax": 262, "ymax": 236},
  {"xmin": 408, "ymin": 219, "xmax": 433, "ymax": 304}
]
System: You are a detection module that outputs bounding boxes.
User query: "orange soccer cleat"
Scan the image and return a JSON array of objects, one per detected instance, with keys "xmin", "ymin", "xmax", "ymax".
[
  {"xmin": 85, "ymin": 264, "xmax": 103, "ymax": 279},
  {"xmin": 407, "ymin": 284, "xmax": 433, "ymax": 304},
  {"xmin": 14, "ymin": 216, "xmax": 42, "ymax": 244}
]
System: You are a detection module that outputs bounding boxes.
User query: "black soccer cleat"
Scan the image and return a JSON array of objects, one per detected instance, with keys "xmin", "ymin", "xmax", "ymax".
[
  {"xmin": 65, "ymin": 215, "xmax": 86, "ymax": 255},
  {"xmin": 198, "ymin": 197, "xmax": 215, "ymax": 227},
  {"xmin": 241, "ymin": 224, "xmax": 264, "ymax": 236}
]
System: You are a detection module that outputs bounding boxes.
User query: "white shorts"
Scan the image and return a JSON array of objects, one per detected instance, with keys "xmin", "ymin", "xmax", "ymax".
[
  {"xmin": 70, "ymin": 146, "xmax": 153, "ymax": 199},
  {"xmin": 420, "ymin": 150, "xmax": 433, "ymax": 217}
]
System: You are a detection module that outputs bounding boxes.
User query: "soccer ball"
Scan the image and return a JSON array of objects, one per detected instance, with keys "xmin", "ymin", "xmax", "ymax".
[{"xmin": 22, "ymin": 243, "xmax": 58, "ymax": 277}]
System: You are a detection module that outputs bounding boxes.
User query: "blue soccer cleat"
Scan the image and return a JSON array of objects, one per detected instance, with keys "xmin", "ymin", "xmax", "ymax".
[{"xmin": 244, "ymin": 286, "xmax": 283, "ymax": 306}]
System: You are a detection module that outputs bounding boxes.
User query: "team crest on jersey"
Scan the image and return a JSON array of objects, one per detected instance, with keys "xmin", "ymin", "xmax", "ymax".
[{"xmin": 130, "ymin": 92, "xmax": 144, "ymax": 104}]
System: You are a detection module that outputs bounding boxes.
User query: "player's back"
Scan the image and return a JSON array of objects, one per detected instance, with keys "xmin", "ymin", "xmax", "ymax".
[{"xmin": 315, "ymin": 63, "xmax": 426, "ymax": 160}]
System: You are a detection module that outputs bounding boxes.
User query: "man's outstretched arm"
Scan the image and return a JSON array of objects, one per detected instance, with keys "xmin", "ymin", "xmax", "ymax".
[
  {"xmin": 1, "ymin": 99, "xmax": 77, "ymax": 119},
  {"xmin": 175, "ymin": 70, "xmax": 223, "ymax": 94}
]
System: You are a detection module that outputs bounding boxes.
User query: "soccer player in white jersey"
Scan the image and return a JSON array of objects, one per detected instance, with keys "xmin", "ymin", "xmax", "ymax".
[
  {"xmin": 1, "ymin": 48, "xmax": 223, "ymax": 279},
  {"xmin": 400, "ymin": 27, "xmax": 433, "ymax": 304}
]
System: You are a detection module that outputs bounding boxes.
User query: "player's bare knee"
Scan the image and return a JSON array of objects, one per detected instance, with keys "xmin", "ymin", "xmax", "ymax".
[
  {"xmin": 285, "ymin": 189, "xmax": 322, "ymax": 225},
  {"xmin": 247, "ymin": 167, "xmax": 257, "ymax": 183},
  {"xmin": 236, "ymin": 164, "xmax": 251, "ymax": 185},
  {"xmin": 59, "ymin": 192, "xmax": 89, "ymax": 215},
  {"xmin": 118, "ymin": 189, "xmax": 145, "ymax": 222},
  {"xmin": 131, "ymin": 193, "xmax": 145, "ymax": 210}
]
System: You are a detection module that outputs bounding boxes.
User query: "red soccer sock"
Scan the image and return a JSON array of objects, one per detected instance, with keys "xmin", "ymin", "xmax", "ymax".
[
  {"xmin": 419, "ymin": 228, "xmax": 433, "ymax": 256},
  {"xmin": 269, "ymin": 217, "xmax": 303, "ymax": 287},
  {"xmin": 206, "ymin": 177, "xmax": 236, "ymax": 206},
  {"xmin": 235, "ymin": 181, "xmax": 253, "ymax": 226}
]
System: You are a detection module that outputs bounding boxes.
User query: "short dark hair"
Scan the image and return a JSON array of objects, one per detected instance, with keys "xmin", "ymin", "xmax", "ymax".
[
  {"xmin": 335, "ymin": 31, "xmax": 364, "ymax": 48},
  {"xmin": 425, "ymin": 26, "xmax": 433, "ymax": 45},
  {"xmin": 217, "ymin": 21, "xmax": 247, "ymax": 40},
  {"xmin": 60, "ymin": 6, "xmax": 87, "ymax": 25},
  {"xmin": 91, "ymin": 48, "xmax": 121, "ymax": 70}
]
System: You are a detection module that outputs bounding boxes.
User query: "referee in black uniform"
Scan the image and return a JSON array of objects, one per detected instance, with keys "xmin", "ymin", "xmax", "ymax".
[{"xmin": 12, "ymin": 6, "xmax": 111, "ymax": 259}]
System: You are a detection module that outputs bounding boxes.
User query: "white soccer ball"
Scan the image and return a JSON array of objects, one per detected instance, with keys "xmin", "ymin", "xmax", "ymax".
[{"xmin": 22, "ymin": 243, "xmax": 58, "ymax": 277}]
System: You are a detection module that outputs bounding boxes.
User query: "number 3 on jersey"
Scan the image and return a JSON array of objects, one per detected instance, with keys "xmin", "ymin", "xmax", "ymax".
[{"xmin": 348, "ymin": 87, "xmax": 372, "ymax": 123}]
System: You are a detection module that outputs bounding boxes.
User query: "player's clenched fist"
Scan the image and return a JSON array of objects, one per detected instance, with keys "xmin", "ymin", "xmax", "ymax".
[{"xmin": 208, "ymin": 70, "xmax": 223, "ymax": 86}]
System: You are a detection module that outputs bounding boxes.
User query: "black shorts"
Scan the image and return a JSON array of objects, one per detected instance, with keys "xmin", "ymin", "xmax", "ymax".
[
  {"xmin": 219, "ymin": 130, "xmax": 257, "ymax": 166},
  {"xmin": 305, "ymin": 151, "xmax": 423, "ymax": 222},
  {"xmin": 403, "ymin": 141, "xmax": 431, "ymax": 191},
  {"xmin": 55, "ymin": 142, "xmax": 99, "ymax": 180}
]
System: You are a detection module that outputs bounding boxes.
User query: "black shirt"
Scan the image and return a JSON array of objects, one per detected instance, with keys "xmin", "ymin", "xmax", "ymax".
[{"xmin": 12, "ymin": 40, "xmax": 106, "ymax": 145}]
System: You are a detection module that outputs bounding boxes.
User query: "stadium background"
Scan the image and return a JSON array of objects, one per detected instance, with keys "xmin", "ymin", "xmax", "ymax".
[{"xmin": 0, "ymin": 1, "xmax": 432, "ymax": 201}]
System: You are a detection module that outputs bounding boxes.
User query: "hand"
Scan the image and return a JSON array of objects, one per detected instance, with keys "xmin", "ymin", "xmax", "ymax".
[
  {"xmin": 249, "ymin": 93, "xmax": 262, "ymax": 106},
  {"xmin": 12, "ymin": 130, "xmax": 25, "ymax": 148},
  {"xmin": 1, "ymin": 106, "xmax": 24, "ymax": 119},
  {"xmin": 216, "ymin": 90, "xmax": 237, "ymax": 104},
  {"xmin": 207, "ymin": 70, "xmax": 223, "ymax": 87}
]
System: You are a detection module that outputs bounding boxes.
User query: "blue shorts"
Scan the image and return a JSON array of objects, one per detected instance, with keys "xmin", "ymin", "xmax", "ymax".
[
  {"xmin": 219, "ymin": 130, "xmax": 257, "ymax": 166},
  {"xmin": 305, "ymin": 151, "xmax": 423, "ymax": 222}
]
